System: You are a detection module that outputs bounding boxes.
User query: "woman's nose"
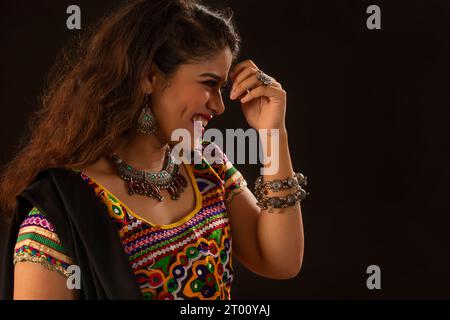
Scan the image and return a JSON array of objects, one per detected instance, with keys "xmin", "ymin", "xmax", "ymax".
[{"xmin": 208, "ymin": 96, "xmax": 225, "ymax": 116}]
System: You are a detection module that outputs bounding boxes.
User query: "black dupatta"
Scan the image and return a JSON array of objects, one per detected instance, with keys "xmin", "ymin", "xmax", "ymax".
[{"xmin": 0, "ymin": 168, "xmax": 143, "ymax": 300}]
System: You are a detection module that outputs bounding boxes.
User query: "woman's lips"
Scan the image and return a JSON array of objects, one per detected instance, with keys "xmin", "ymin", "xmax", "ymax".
[
  {"xmin": 191, "ymin": 114, "xmax": 210, "ymax": 132},
  {"xmin": 199, "ymin": 113, "xmax": 213, "ymax": 121}
]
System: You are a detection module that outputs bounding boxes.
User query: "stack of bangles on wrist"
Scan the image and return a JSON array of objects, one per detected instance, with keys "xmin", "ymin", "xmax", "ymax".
[{"xmin": 255, "ymin": 172, "xmax": 309, "ymax": 211}]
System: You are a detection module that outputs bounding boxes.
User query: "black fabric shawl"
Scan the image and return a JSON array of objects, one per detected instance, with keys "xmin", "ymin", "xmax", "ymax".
[{"xmin": 0, "ymin": 168, "xmax": 143, "ymax": 300}]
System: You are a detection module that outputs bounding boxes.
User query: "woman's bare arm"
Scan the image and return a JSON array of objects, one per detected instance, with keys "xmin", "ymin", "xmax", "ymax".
[{"xmin": 13, "ymin": 262, "xmax": 79, "ymax": 300}]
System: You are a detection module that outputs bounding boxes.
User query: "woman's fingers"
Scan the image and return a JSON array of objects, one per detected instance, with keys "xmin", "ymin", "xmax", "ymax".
[
  {"xmin": 230, "ymin": 59, "xmax": 259, "ymax": 81},
  {"xmin": 240, "ymin": 83, "xmax": 285, "ymax": 103},
  {"xmin": 229, "ymin": 59, "xmax": 284, "ymax": 102},
  {"xmin": 231, "ymin": 72, "xmax": 281, "ymax": 100},
  {"xmin": 231, "ymin": 67, "xmax": 258, "ymax": 92},
  {"xmin": 230, "ymin": 70, "xmax": 261, "ymax": 100}
]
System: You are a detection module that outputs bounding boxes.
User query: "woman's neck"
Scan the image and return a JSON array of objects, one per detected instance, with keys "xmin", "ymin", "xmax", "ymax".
[{"xmin": 111, "ymin": 131, "xmax": 169, "ymax": 172}]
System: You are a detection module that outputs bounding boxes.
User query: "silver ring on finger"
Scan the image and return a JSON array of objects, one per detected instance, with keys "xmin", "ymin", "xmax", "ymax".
[{"xmin": 257, "ymin": 70, "xmax": 274, "ymax": 86}]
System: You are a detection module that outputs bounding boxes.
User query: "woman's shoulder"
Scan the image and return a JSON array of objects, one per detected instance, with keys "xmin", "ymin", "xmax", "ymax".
[
  {"xmin": 198, "ymin": 140, "xmax": 248, "ymax": 204},
  {"xmin": 13, "ymin": 206, "xmax": 74, "ymax": 278}
]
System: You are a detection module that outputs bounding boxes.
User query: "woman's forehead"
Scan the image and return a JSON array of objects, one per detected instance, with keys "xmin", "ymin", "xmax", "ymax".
[{"xmin": 180, "ymin": 49, "xmax": 233, "ymax": 77}]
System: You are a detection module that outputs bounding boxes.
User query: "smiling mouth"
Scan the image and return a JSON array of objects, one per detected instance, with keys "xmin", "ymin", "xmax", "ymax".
[{"xmin": 191, "ymin": 114, "xmax": 209, "ymax": 128}]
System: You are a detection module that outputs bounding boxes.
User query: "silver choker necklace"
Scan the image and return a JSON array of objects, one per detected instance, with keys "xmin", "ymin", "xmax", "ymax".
[{"xmin": 107, "ymin": 146, "xmax": 187, "ymax": 201}]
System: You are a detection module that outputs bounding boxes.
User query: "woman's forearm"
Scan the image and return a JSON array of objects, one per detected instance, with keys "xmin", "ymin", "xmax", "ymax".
[{"xmin": 256, "ymin": 128, "xmax": 305, "ymax": 278}]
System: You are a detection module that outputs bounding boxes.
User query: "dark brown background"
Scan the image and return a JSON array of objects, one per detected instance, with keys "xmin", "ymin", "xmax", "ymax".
[{"xmin": 1, "ymin": 0, "xmax": 449, "ymax": 299}]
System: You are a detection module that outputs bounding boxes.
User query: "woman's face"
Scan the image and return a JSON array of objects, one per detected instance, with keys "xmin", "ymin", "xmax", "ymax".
[{"xmin": 147, "ymin": 47, "xmax": 233, "ymax": 147}]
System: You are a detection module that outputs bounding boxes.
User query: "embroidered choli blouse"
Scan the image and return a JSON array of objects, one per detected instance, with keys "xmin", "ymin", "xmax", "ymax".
[{"xmin": 13, "ymin": 142, "xmax": 247, "ymax": 300}]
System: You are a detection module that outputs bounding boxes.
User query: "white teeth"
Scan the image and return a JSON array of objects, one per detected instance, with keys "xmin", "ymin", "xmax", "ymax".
[{"xmin": 192, "ymin": 115, "xmax": 208, "ymax": 127}]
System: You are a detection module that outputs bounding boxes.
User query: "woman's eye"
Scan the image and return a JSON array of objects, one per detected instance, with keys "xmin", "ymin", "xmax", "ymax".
[
  {"xmin": 204, "ymin": 80, "xmax": 217, "ymax": 88},
  {"xmin": 204, "ymin": 80, "xmax": 229, "ymax": 94}
]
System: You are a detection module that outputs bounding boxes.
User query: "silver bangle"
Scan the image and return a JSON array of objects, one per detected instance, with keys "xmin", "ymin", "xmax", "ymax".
[{"xmin": 254, "ymin": 172, "xmax": 309, "ymax": 210}]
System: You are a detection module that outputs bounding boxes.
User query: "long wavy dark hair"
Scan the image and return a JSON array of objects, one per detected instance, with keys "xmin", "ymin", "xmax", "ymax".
[{"xmin": 0, "ymin": 0, "xmax": 241, "ymax": 218}]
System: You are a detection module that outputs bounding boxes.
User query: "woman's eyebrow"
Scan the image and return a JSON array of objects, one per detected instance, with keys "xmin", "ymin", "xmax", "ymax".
[{"xmin": 199, "ymin": 73, "xmax": 228, "ymax": 83}]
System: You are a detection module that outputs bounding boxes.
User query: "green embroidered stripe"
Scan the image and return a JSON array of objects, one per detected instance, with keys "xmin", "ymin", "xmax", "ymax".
[
  {"xmin": 224, "ymin": 166, "xmax": 237, "ymax": 181},
  {"xmin": 16, "ymin": 233, "xmax": 66, "ymax": 254}
]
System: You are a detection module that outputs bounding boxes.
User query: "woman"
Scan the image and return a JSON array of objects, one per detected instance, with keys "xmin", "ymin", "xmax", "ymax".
[{"xmin": 0, "ymin": 0, "xmax": 306, "ymax": 300}]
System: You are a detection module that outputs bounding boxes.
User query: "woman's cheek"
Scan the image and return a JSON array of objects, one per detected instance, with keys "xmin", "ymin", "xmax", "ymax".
[
  {"xmin": 202, "ymin": 90, "xmax": 211, "ymax": 103},
  {"xmin": 181, "ymin": 87, "xmax": 210, "ymax": 113},
  {"xmin": 190, "ymin": 87, "xmax": 210, "ymax": 104}
]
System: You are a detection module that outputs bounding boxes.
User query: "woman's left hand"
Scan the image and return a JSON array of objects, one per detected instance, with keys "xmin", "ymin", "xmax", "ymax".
[{"xmin": 229, "ymin": 59, "xmax": 287, "ymax": 132}]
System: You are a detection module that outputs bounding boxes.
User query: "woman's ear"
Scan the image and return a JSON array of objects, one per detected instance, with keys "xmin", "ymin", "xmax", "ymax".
[{"xmin": 141, "ymin": 62, "xmax": 161, "ymax": 94}]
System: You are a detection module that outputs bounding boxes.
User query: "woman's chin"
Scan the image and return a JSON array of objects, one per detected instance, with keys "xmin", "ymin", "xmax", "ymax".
[{"xmin": 166, "ymin": 125, "xmax": 203, "ymax": 150}]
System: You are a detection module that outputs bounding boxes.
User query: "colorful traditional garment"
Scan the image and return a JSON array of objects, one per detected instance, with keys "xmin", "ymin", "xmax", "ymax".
[
  {"xmin": 13, "ymin": 207, "xmax": 75, "ymax": 278},
  {"xmin": 13, "ymin": 141, "xmax": 247, "ymax": 300}
]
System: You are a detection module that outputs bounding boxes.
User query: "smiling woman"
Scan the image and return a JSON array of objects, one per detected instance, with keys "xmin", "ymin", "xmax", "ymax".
[
  {"xmin": 0, "ymin": 0, "xmax": 306, "ymax": 301},
  {"xmin": 0, "ymin": 0, "xmax": 246, "ymax": 300}
]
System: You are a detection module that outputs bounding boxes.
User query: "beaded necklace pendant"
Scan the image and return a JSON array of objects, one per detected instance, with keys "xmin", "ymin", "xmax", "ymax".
[{"xmin": 108, "ymin": 146, "xmax": 187, "ymax": 201}]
